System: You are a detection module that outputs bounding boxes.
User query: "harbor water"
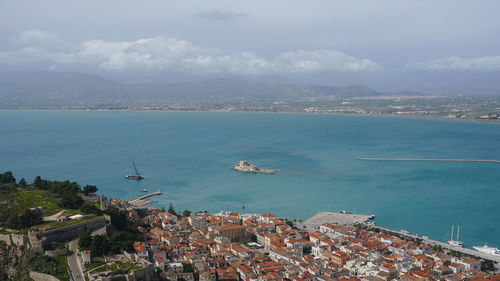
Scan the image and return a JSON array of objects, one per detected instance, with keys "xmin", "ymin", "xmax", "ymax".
[{"xmin": 0, "ymin": 110, "xmax": 499, "ymax": 248}]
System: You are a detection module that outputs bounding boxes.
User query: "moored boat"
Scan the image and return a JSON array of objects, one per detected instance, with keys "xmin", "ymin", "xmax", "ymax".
[
  {"xmin": 446, "ymin": 225, "xmax": 464, "ymax": 247},
  {"xmin": 473, "ymin": 243, "xmax": 500, "ymax": 256},
  {"xmin": 126, "ymin": 161, "xmax": 144, "ymax": 180}
]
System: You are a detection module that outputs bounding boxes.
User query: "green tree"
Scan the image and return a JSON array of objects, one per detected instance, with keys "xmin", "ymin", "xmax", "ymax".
[
  {"xmin": 0, "ymin": 209, "xmax": 11, "ymax": 224},
  {"xmin": 183, "ymin": 263, "xmax": 194, "ymax": 273},
  {"xmin": 60, "ymin": 193, "xmax": 84, "ymax": 209},
  {"xmin": 90, "ymin": 235, "xmax": 109, "ymax": 256},
  {"xmin": 25, "ymin": 208, "xmax": 43, "ymax": 226},
  {"xmin": 27, "ymin": 252, "xmax": 63, "ymax": 276},
  {"xmin": 0, "ymin": 171, "xmax": 15, "ymax": 184},
  {"xmin": 182, "ymin": 210, "xmax": 191, "ymax": 217},
  {"xmin": 481, "ymin": 260, "xmax": 494, "ymax": 272},
  {"xmin": 6, "ymin": 208, "xmax": 43, "ymax": 228},
  {"xmin": 33, "ymin": 176, "xmax": 42, "ymax": 188},
  {"xmin": 78, "ymin": 228, "xmax": 92, "ymax": 249},
  {"xmin": 7, "ymin": 213, "xmax": 20, "ymax": 228},
  {"xmin": 19, "ymin": 178, "xmax": 27, "ymax": 186},
  {"xmin": 104, "ymin": 208, "xmax": 130, "ymax": 231},
  {"xmin": 108, "ymin": 231, "xmax": 135, "ymax": 253},
  {"xmin": 80, "ymin": 202, "xmax": 102, "ymax": 215},
  {"xmin": 168, "ymin": 202, "xmax": 176, "ymax": 215},
  {"xmin": 83, "ymin": 185, "xmax": 98, "ymax": 195}
]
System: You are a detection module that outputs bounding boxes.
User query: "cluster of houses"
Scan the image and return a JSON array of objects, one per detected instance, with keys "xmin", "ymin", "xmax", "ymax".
[{"xmin": 110, "ymin": 203, "xmax": 499, "ymax": 281}]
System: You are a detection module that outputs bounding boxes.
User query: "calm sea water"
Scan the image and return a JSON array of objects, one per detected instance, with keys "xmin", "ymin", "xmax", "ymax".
[{"xmin": 0, "ymin": 111, "xmax": 499, "ymax": 248}]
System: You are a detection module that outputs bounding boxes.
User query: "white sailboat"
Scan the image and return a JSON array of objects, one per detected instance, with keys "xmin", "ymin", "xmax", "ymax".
[{"xmin": 447, "ymin": 225, "xmax": 464, "ymax": 247}]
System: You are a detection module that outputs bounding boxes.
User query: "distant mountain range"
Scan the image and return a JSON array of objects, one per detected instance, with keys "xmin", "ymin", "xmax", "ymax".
[{"xmin": 0, "ymin": 71, "xmax": 425, "ymax": 106}]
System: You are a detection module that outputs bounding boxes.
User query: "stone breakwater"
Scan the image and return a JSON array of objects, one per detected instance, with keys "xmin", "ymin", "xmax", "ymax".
[{"xmin": 360, "ymin": 158, "xmax": 500, "ymax": 163}]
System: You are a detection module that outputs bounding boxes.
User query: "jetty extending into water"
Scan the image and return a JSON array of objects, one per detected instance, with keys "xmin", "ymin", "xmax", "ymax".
[
  {"xmin": 360, "ymin": 158, "xmax": 500, "ymax": 163},
  {"xmin": 127, "ymin": 190, "xmax": 162, "ymax": 206}
]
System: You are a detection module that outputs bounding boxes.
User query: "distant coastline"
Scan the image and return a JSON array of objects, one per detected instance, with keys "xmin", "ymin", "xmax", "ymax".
[{"xmin": 1, "ymin": 107, "xmax": 500, "ymax": 124}]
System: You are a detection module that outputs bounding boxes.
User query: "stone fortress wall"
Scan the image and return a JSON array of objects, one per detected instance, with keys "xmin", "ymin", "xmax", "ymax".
[
  {"xmin": 0, "ymin": 231, "xmax": 29, "ymax": 247},
  {"xmin": 29, "ymin": 216, "xmax": 108, "ymax": 251}
]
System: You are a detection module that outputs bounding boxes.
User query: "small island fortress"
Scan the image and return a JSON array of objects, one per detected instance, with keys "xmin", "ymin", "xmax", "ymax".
[{"xmin": 232, "ymin": 160, "xmax": 280, "ymax": 174}]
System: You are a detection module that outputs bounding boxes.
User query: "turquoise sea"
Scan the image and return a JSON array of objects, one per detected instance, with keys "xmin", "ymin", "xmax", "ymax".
[{"xmin": 0, "ymin": 111, "xmax": 499, "ymax": 248}]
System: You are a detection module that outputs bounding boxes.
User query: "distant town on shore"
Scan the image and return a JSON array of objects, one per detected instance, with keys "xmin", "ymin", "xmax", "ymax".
[{"xmin": 0, "ymin": 72, "xmax": 499, "ymax": 122}]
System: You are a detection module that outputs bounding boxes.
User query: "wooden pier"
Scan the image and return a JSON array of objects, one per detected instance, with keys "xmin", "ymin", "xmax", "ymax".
[{"xmin": 360, "ymin": 158, "xmax": 500, "ymax": 163}]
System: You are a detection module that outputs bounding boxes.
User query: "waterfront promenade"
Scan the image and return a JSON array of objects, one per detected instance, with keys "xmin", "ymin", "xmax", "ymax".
[
  {"xmin": 301, "ymin": 211, "xmax": 500, "ymax": 264},
  {"xmin": 372, "ymin": 226, "xmax": 500, "ymax": 264}
]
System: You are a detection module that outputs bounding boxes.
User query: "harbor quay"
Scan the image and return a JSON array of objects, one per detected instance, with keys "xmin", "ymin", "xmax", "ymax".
[
  {"xmin": 371, "ymin": 226, "xmax": 500, "ymax": 264},
  {"xmin": 300, "ymin": 211, "xmax": 500, "ymax": 264},
  {"xmin": 299, "ymin": 211, "xmax": 373, "ymax": 231}
]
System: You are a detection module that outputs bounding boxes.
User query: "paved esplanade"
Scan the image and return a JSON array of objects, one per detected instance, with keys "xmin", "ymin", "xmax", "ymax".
[
  {"xmin": 373, "ymin": 226, "xmax": 500, "ymax": 263},
  {"xmin": 302, "ymin": 212, "xmax": 500, "ymax": 264},
  {"xmin": 302, "ymin": 211, "xmax": 371, "ymax": 231}
]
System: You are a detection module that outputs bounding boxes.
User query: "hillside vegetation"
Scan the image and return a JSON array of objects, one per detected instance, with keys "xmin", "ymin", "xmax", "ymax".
[{"xmin": 0, "ymin": 171, "xmax": 100, "ymax": 230}]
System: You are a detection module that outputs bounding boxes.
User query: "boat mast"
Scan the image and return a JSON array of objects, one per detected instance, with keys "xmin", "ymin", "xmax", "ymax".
[
  {"xmin": 133, "ymin": 161, "xmax": 141, "ymax": 176},
  {"xmin": 451, "ymin": 225, "xmax": 454, "ymax": 241},
  {"xmin": 457, "ymin": 226, "xmax": 460, "ymax": 242}
]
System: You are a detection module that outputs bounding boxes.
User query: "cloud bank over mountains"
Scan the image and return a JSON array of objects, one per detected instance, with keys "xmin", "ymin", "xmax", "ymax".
[
  {"xmin": 4, "ymin": 30, "xmax": 500, "ymax": 76},
  {"xmin": 1, "ymin": 1, "xmax": 500, "ymax": 93},
  {"xmin": 0, "ymin": 30, "xmax": 381, "ymax": 75},
  {"xmin": 406, "ymin": 56, "xmax": 500, "ymax": 71}
]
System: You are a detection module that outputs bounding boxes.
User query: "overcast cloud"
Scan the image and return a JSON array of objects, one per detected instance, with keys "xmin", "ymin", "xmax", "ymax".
[
  {"xmin": 197, "ymin": 9, "xmax": 249, "ymax": 22},
  {"xmin": 407, "ymin": 56, "xmax": 500, "ymax": 71},
  {"xmin": 0, "ymin": 31, "xmax": 381, "ymax": 74},
  {"xmin": 1, "ymin": 0, "xmax": 500, "ymax": 92}
]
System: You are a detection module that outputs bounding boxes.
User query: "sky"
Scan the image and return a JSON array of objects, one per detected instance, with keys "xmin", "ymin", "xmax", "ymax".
[{"xmin": 1, "ymin": 0, "xmax": 500, "ymax": 93}]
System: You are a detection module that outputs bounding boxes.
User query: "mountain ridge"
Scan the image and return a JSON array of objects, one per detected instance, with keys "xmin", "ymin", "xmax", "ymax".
[{"xmin": 0, "ymin": 71, "xmax": 424, "ymax": 105}]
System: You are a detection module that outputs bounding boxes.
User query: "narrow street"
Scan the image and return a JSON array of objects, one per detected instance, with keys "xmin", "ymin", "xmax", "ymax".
[{"xmin": 67, "ymin": 239, "xmax": 85, "ymax": 281}]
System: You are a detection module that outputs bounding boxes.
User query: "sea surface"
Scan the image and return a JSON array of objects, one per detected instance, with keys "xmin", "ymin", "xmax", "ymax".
[{"xmin": 1, "ymin": 110, "xmax": 499, "ymax": 248}]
